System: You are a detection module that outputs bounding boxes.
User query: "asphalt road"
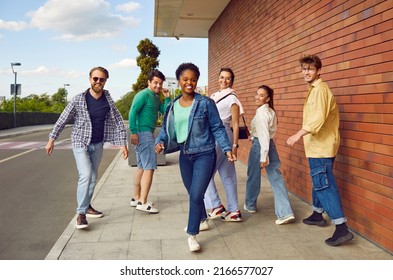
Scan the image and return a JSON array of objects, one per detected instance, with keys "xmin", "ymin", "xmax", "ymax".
[{"xmin": 0, "ymin": 127, "xmax": 119, "ymax": 260}]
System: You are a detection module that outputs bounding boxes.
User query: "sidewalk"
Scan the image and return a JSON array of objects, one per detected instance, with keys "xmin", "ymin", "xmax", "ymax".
[
  {"xmin": 0, "ymin": 124, "xmax": 55, "ymax": 139},
  {"xmin": 45, "ymin": 150, "xmax": 392, "ymax": 260}
]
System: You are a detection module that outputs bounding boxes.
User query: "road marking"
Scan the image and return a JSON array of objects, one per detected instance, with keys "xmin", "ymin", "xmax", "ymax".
[
  {"xmin": 0, "ymin": 139, "xmax": 120, "ymax": 163},
  {"xmin": 0, "ymin": 138, "xmax": 70, "ymax": 164},
  {"xmin": 0, "ymin": 149, "xmax": 38, "ymax": 164},
  {"xmin": 12, "ymin": 142, "xmax": 41, "ymax": 149}
]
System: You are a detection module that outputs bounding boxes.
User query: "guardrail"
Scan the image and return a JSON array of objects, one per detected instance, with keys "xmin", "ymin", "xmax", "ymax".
[{"xmin": 0, "ymin": 112, "xmax": 67, "ymax": 130}]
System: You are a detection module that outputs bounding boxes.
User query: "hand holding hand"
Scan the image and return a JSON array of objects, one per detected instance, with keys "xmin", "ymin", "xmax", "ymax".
[
  {"xmin": 226, "ymin": 151, "xmax": 236, "ymax": 162},
  {"xmin": 260, "ymin": 161, "xmax": 268, "ymax": 169}
]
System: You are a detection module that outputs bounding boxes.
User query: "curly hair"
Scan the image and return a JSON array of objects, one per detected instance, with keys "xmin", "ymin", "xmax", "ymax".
[
  {"xmin": 175, "ymin": 63, "xmax": 200, "ymax": 80},
  {"xmin": 299, "ymin": 54, "xmax": 322, "ymax": 70}
]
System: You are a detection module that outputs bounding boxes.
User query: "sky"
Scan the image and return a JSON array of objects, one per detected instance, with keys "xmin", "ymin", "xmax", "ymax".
[{"xmin": 0, "ymin": 0, "xmax": 208, "ymax": 101}]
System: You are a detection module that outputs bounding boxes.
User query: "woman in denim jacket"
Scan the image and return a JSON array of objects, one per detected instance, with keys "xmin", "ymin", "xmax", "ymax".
[{"xmin": 155, "ymin": 63, "xmax": 236, "ymax": 252}]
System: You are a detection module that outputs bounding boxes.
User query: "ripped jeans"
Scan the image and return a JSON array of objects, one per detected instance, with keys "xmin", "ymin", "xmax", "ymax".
[{"xmin": 308, "ymin": 158, "xmax": 347, "ymax": 225}]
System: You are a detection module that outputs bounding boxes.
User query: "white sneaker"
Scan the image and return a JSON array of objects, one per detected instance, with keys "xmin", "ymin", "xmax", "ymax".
[
  {"xmin": 130, "ymin": 198, "xmax": 154, "ymax": 207},
  {"xmin": 208, "ymin": 204, "xmax": 226, "ymax": 219},
  {"xmin": 188, "ymin": 236, "xmax": 201, "ymax": 252},
  {"xmin": 184, "ymin": 220, "xmax": 210, "ymax": 232},
  {"xmin": 130, "ymin": 198, "xmax": 138, "ymax": 207},
  {"xmin": 275, "ymin": 215, "xmax": 295, "ymax": 225},
  {"xmin": 136, "ymin": 202, "xmax": 159, "ymax": 213},
  {"xmin": 243, "ymin": 205, "xmax": 256, "ymax": 213},
  {"xmin": 199, "ymin": 220, "xmax": 210, "ymax": 231}
]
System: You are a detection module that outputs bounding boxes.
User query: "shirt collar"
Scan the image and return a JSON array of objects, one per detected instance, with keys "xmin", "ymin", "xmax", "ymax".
[
  {"xmin": 310, "ymin": 78, "xmax": 322, "ymax": 88},
  {"xmin": 256, "ymin": 103, "xmax": 270, "ymax": 112}
]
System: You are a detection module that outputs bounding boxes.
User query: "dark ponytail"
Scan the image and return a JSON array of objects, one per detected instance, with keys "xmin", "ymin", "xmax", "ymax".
[{"xmin": 258, "ymin": 85, "xmax": 275, "ymax": 111}]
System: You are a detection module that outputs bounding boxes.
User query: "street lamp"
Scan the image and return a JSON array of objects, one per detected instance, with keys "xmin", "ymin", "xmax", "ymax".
[
  {"xmin": 63, "ymin": 83, "xmax": 70, "ymax": 105},
  {"xmin": 11, "ymin": 62, "xmax": 21, "ymax": 128}
]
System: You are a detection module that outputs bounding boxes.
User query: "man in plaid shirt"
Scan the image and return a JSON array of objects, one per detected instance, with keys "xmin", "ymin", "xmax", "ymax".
[{"xmin": 45, "ymin": 66, "xmax": 128, "ymax": 229}]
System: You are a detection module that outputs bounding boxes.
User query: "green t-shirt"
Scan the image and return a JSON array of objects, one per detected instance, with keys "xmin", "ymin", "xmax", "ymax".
[
  {"xmin": 174, "ymin": 99, "xmax": 192, "ymax": 143},
  {"xmin": 128, "ymin": 88, "xmax": 170, "ymax": 134}
]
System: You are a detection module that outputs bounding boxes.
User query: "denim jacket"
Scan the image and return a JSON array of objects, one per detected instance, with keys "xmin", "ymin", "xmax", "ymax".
[{"xmin": 155, "ymin": 93, "xmax": 232, "ymax": 155}]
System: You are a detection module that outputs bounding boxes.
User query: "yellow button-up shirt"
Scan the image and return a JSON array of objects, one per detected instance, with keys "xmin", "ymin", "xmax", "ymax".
[{"xmin": 302, "ymin": 78, "xmax": 340, "ymax": 158}]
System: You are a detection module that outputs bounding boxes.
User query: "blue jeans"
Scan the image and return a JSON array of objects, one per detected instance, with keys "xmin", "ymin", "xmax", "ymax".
[
  {"xmin": 72, "ymin": 142, "xmax": 104, "ymax": 214},
  {"xmin": 179, "ymin": 147, "xmax": 216, "ymax": 235},
  {"xmin": 204, "ymin": 126, "xmax": 239, "ymax": 212},
  {"xmin": 135, "ymin": 131, "xmax": 157, "ymax": 170},
  {"xmin": 308, "ymin": 158, "xmax": 347, "ymax": 225},
  {"xmin": 245, "ymin": 138, "xmax": 294, "ymax": 219}
]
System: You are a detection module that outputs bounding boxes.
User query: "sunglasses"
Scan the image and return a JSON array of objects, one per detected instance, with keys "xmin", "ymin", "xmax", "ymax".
[{"xmin": 92, "ymin": 77, "xmax": 107, "ymax": 83}]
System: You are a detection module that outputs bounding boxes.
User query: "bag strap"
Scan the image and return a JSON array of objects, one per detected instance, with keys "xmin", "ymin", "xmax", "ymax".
[
  {"xmin": 215, "ymin": 92, "xmax": 237, "ymax": 104},
  {"xmin": 241, "ymin": 114, "xmax": 247, "ymax": 127},
  {"xmin": 216, "ymin": 92, "xmax": 247, "ymax": 127}
]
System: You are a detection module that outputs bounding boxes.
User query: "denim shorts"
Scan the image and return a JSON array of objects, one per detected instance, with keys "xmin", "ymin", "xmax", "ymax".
[{"xmin": 135, "ymin": 131, "xmax": 157, "ymax": 170}]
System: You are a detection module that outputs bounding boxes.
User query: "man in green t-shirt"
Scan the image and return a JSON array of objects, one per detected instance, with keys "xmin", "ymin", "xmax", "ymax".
[{"xmin": 128, "ymin": 69, "xmax": 170, "ymax": 213}]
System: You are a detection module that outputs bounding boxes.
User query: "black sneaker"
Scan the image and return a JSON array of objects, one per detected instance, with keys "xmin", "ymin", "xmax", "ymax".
[
  {"xmin": 302, "ymin": 211, "xmax": 327, "ymax": 226},
  {"xmin": 76, "ymin": 214, "xmax": 88, "ymax": 229},
  {"xmin": 325, "ymin": 231, "xmax": 354, "ymax": 246},
  {"xmin": 86, "ymin": 204, "xmax": 103, "ymax": 218}
]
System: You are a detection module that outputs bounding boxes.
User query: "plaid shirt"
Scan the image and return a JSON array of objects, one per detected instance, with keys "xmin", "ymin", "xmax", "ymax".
[{"xmin": 49, "ymin": 89, "xmax": 127, "ymax": 150}]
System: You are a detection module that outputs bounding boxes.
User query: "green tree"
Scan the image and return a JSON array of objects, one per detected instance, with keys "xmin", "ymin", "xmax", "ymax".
[
  {"xmin": 115, "ymin": 91, "xmax": 138, "ymax": 120},
  {"xmin": 0, "ymin": 98, "xmax": 15, "ymax": 112},
  {"xmin": 0, "ymin": 89, "xmax": 66, "ymax": 113},
  {"xmin": 132, "ymin": 38, "xmax": 160, "ymax": 93},
  {"xmin": 52, "ymin": 88, "xmax": 67, "ymax": 104},
  {"xmin": 115, "ymin": 38, "xmax": 162, "ymax": 120}
]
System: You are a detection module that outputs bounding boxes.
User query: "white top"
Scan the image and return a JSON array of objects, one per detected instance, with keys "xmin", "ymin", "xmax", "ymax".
[
  {"xmin": 210, "ymin": 87, "xmax": 244, "ymax": 125},
  {"xmin": 250, "ymin": 104, "xmax": 277, "ymax": 162},
  {"xmin": 215, "ymin": 94, "xmax": 241, "ymax": 124}
]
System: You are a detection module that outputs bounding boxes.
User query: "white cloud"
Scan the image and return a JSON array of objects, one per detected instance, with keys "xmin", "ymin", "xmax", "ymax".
[
  {"xmin": 66, "ymin": 70, "xmax": 85, "ymax": 78},
  {"xmin": 108, "ymin": 58, "xmax": 137, "ymax": 70},
  {"xmin": 17, "ymin": 66, "xmax": 85, "ymax": 79},
  {"xmin": 116, "ymin": 2, "xmax": 141, "ymax": 13},
  {"xmin": 27, "ymin": 0, "xmax": 140, "ymax": 41},
  {"xmin": 20, "ymin": 66, "xmax": 50, "ymax": 76},
  {"xmin": 0, "ymin": 19, "xmax": 28, "ymax": 31},
  {"xmin": 112, "ymin": 44, "xmax": 128, "ymax": 52}
]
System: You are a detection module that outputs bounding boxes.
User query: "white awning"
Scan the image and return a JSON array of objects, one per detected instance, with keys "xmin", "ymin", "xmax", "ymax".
[{"xmin": 154, "ymin": 0, "xmax": 230, "ymax": 39}]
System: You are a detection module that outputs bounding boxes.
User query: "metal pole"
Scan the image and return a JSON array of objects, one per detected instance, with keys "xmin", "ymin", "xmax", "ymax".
[
  {"xmin": 13, "ymin": 71, "xmax": 17, "ymax": 128},
  {"xmin": 11, "ymin": 62, "xmax": 21, "ymax": 128}
]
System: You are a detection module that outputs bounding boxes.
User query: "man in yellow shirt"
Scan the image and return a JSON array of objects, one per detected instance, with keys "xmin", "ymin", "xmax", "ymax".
[{"xmin": 287, "ymin": 54, "xmax": 354, "ymax": 246}]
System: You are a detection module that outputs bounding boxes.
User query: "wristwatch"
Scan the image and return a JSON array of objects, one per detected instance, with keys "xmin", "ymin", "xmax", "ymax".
[{"xmin": 233, "ymin": 144, "xmax": 239, "ymax": 148}]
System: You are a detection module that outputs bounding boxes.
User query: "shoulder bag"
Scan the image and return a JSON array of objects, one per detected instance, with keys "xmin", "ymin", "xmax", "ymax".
[{"xmin": 215, "ymin": 93, "xmax": 250, "ymax": 139}]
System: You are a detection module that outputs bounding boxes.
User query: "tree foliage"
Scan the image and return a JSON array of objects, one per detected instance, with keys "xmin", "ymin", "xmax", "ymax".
[
  {"xmin": 0, "ymin": 88, "xmax": 68, "ymax": 113},
  {"xmin": 132, "ymin": 38, "xmax": 160, "ymax": 93},
  {"xmin": 115, "ymin": 91, "xmax": 138, "ymax": 120},
  {"xmin": 115, "ymin": 38, "xmax": 161, "ymax": 120}
]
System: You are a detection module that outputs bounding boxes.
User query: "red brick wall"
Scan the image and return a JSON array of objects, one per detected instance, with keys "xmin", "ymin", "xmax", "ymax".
[{"xmin": 208, "ymin": 0, "xmax": 393, "ymax": 253}]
